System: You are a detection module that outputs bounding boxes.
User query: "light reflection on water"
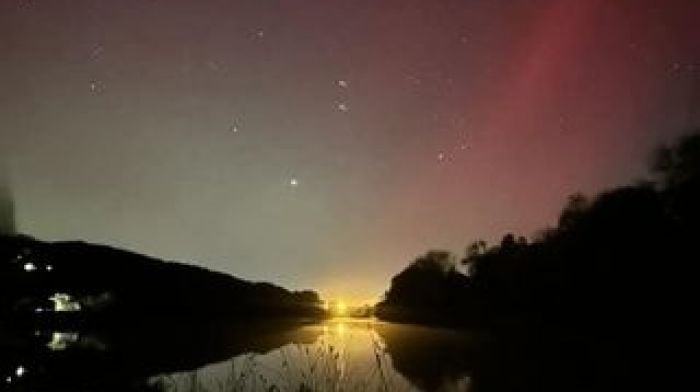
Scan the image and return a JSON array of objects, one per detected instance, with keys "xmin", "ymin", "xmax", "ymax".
[
  {"xmin": 45, "ymin": 331, "xmax": 79, "ymax": 351},
  {"xmin": 150, "ymin": 318, "xmax": 469, "ymax": 392}
]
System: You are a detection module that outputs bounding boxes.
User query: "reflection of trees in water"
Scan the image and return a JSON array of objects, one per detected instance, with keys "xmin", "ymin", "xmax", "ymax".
[
  {"xmin": 374, "ymin": 322, "xmax": 476, "ymax": 391},
  {"xmin": 376, "ymin": 323, "xmax": 637, "ymax": 392}
]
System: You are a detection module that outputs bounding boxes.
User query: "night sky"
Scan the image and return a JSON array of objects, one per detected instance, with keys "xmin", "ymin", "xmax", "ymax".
[{"xmin": 1, "ymin": 0, "xmax": 698, "ymax": 303}]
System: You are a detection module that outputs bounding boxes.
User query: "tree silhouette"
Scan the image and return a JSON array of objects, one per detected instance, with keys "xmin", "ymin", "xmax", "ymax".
[
  {"xmin": 652, "ymin": 130, "xmax": 700, "ymax": 188},
  {"xmin": 376, "ymin": 250, "xmax": 470, "ymax": 324},
  {"xmin": 378, "ymin": 129, "xmax": 699, "ymax": 334},
  {"xmin": 653, "ymin": 130, "xmax": 700, "ymax": 235},
  {"xmin": 557, "ymin": 193, "xmax": 589, "ymax": 231}
]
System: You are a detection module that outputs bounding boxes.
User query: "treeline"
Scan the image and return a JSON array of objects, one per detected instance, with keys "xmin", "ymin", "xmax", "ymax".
[{"xmin": 376, "ymin": 130, "xmax": 699, "ymax": 335}]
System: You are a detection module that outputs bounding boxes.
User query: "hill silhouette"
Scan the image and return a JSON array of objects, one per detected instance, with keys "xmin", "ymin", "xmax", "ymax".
[{"xmin": 0, "ymin": 235, "xmax": 326, "ymax": 323}]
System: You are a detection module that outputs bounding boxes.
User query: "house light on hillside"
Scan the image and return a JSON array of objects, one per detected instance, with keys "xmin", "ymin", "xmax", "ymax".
[{"xmin": 49, "ymin": 293, "xmax": 81, "ymax": 312}]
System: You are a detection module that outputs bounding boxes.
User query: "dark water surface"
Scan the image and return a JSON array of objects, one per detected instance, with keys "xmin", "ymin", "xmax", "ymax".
[{"xmin": 0, "ymin": 317, "xmax": 631, "ymax": 391}]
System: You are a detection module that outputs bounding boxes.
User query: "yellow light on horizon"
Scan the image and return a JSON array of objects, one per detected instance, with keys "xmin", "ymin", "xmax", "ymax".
[{"xmin": 335, "ymin": 300, "xmax": 347, "ymax": 316}]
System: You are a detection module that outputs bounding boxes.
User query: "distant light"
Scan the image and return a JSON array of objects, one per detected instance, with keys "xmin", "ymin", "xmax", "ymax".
[
  {"xmin": 23, "ymin": 262, "xmax": 37, "ymax": 272},
  {"xmin": 437, "ymin": 152, "xmax": 446, "ymax": 161},
  {"xmin": 336, "ymin": 301, "xmax": 347, "ymax": 315},
  {"xmin": 289, "ymin": 178, "xmax": 299, "ymax": 187},
  {"xmin": 337, "ymin": 80, "xmax": 349, "ymax": 88},
  {"xmin": 15, "ymin": 366, "xmax": 26, "ymax": 378},
  {"xmin": 331, "ymin": 300, "xmax": 347, "ymax": 316},
  {"xmin": 46, "ymin": 265, "xmax": 53, "ymax": 271},
  {"xmin": 337, "ymin": 103, "xmax": 349, "ymax": 112}
]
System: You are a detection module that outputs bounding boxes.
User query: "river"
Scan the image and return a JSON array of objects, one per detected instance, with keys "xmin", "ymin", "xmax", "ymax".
[
  {"xmin": 150, "ymin": 318, "xmax": 476, "ymax": 392},
  {"xmin": 0, "ymin": 316, "xmax": 627, "ymax": 391}
]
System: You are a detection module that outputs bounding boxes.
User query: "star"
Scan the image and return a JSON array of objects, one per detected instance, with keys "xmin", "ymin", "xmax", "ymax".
[
  {"xmin": 229, "ymin": 117, "xmax": 240, "ymax": 133},
  {"xmin": 89, "ymin": 80, "xmax": 101, "ymax": 93}
]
